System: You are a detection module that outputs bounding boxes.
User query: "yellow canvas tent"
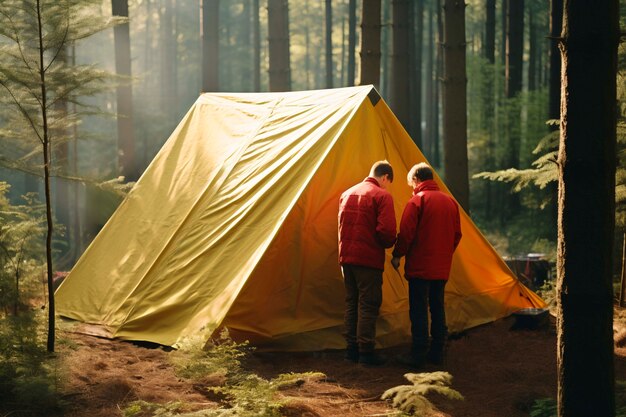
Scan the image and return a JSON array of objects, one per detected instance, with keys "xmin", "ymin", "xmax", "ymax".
[{"xmin": 56, "ymin": 86, "xmax": 545, "ymax": 350}]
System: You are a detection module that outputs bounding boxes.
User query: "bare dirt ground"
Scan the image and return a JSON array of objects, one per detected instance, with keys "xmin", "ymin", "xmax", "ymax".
[{"xmin": 58, "ymin": 307, "xmax": 626, "ymax": 417}]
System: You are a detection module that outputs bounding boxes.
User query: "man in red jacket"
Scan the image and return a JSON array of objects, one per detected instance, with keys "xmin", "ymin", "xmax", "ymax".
[
  {"xmin": 338, "ymin": 160, "xmax": 397, "ymax": 366},
  {"xmin": 391, "ymin": 163, "xmax": 462, "ymax": 368}
]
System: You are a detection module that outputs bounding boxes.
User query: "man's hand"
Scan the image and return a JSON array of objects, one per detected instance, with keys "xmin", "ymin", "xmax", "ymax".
[{"xmin": 391, "ymin": 256, "xmax": 401, "ymax": 271}]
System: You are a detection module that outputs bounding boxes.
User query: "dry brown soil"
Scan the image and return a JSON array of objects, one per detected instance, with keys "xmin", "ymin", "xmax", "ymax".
[{"xmin": 58, "ymin": 308, "xmax": 626, "ymax": 417}]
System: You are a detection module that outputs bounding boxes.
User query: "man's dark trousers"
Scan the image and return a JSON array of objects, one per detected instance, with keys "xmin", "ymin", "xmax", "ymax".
[
  {"xmin": 408, "ymin": 278, "xmax": 447, "ymax": 359},
  {"xmin": 342, "ymin": 264, "xmax": 383, "ymax": 354}
]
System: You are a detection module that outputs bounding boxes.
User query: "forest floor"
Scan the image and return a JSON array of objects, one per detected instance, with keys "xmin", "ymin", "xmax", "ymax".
[{"xmin": 57, "ymin": 306, "xmax": 626, "ymax": 417}]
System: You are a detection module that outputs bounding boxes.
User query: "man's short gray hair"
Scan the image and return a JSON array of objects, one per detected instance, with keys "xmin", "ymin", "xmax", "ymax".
[{"xmin": 407, "ymin": 162, "xmax": 433, "ymax": 185}]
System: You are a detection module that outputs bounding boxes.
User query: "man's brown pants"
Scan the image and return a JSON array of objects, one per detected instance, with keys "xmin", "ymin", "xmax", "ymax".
[{"xmin": 341, "ymin": 264, "xmax": 383, "ymax": 354}]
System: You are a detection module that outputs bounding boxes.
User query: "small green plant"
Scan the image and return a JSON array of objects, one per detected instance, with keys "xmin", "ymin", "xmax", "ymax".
[
  {"xmin": 172, "ymin": 333, "xmax": 251, "ymax": 381},
  {"xmin": 530, "ymin": 381, "xmax": 626, "ymax": 417},
  {"xmin": 535, "ymin": 279, "xmax": 557, "ymax": 314},
  {"xmin": 139, "ymin": 332, "xmax": 326, "ymax": 417},
  {"xmin": 382, "ymin": 372, "xmax": 464, "ymax": 416},
  {"xmin": 530, "ymin": 397, "xmax": 557, "ymax": 417}
]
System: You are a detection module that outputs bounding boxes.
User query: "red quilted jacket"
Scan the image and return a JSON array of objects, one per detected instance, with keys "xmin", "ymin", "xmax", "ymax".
[
  {"xmin": 392, "ymin": 180, "xmax": 462, "ymax": 280},
  {"xmin": 338, "ymin": 177, "xmax": 397, "ymax": 270}
]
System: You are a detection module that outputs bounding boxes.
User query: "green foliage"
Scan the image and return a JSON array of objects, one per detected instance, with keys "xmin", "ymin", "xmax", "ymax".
[
  {"xmin": 381, "ymin": 372, "xmax": 464, "ymax": 416},
  {"xmin": 172, "ymin": 332, "xmax": 251, "ymax": 381},
  {"xmin": 128, "ymin": 334, "xmax": 325, "ymax": 417},
  {"xmin": 529, "ymin": 397, "xmax": 557, "ymax": 417},
  {"xmin": 0, "ymin": 0, "xmax": 122, "ymax": 173},
  {"xmin": 0, "ymin": 182, "xmax": 60, "ymax": 415},
  {"xmin": 530, "ymin": 381, "xmax": 626, "ymax": 417},
  {"xmin": 534, "ymin": 279, "xmax": 557, "ymax": 315},
  {"xmin": 0, "ymin": 312, "xmax": 62, "ymax": 415},
  {"xmin": 473, "ymin": 128, "xmax": 558, "ymax": 196},
  {"xmin": 0, "ymin": 182, "xmax": 45, "ymax": 313}
]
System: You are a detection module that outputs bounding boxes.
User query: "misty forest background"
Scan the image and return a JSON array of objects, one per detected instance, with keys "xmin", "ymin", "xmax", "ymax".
[
  {"xmin": 0, "ymin": 1, "xmax": 623, "ymax": 416},
  {"xmin": 1, "ymin": 0, "xmax": 625, "ymax": 286}
]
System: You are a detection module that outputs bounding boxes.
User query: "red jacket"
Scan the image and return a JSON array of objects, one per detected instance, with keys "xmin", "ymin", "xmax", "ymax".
[
  {"xmin": 392, "ymin": 180, "xmax": 462, "ymax": 280},
  {"xmin": 338, "ymin": 177, "xmax": 397, "ymax": 270}
]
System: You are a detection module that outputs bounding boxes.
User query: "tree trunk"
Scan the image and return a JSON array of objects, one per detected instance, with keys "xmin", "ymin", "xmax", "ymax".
[
  {"xmin": 483, "ymin": 0, "xmax": 496, "ymax": 217},
  {"xmin": 161, "ymin": 0, "xmax": 175, "ymax": 122},
  {"xmin": 380, "ymin": 0, "xmax": 390, "ymax": 95},
  {"xmin": 359, "ymin": 0, "xmax": 381, "ymax": 88},
  {"xmin": 442, "ymin": 0, "xmax": 469, "ymax": 212},
  {"xmin": 202, "ymin": 0, "xmax": 219, "ymax": 92},
  {"xmin": 392, "ymin": 0, "xmax": 410, "ymax": 131},
  {"xmin": 112, "ymin": 0, "xmax": 137, "ymax": 181},
  {"xmin": 253, "ymin": 0, "xmax": 261, "ymax": 91},
  {"xmin": 527, "ymin": 4, "xmax": 537, "ymax": 91},
  {"xmin": 347, "ymin": 0, "xmax": 356, "ymax": 86},
  {"xmin": 549, "ymin": 0, "xmax": 563, "ymax": 121},
  {"xmin": 304, "ymin": 0, "xmax": 311, "ymax": 89},
  {"xmin": 53, "ymin": 46, "xmax": 70, "ymax": 260},
  {"xmin": 505, "ymin": 0, "xmax": 523, "ymax": 99},
  {"xmin": 35, "ymin": 0, "xmax": 55, "ymax": 353},
  {"xmin": 485, "ymin": 0, "xmax": 495, "ymax": 64},
  {"xmin": 556, "ymin": 1, "xmax": 618, "ymax": 416},
  {"xmin": 410, "ymin": 0, "xmax": 424, "ymax": 147},
  {"xmin": 267, "ymin": 0, "xmax": 291, "ymax": 91},
  {"xmin": 619, "ymin": 233, "xmax": 626, "ymax": 308},
  {"xmin": 424, "ymin": 0, "xmax": 434, "ymax": 160},
  {"xmin": 325, "ymin": 0, "xmax": 333, "ymax": 88},
  {"xmin": 500, "ymin": 0, "xmax": 507, "ymax": 69},
  {"xmin": 432, "ymin": 0, "xmax": 443, "ymax": 169},
  {"xmin": 504, "ymin": 0, "xmax": 523, "ymax": 216}
]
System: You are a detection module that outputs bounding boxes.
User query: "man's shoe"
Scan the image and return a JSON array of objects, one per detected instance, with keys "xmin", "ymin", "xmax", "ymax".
[
  {"xmin": 396, "ymin": 354, "xmax": 425, "ymax": 370},
  {"xmin": 358, "ymin": 352, "xmax": 386, "ymax": 367}
]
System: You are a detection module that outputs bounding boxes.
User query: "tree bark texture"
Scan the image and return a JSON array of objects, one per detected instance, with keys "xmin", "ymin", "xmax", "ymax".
[
  {"xmin": 35, "ymin": 0, "xmax": 55, "ymax": 353},
  {"xmin": 424, "ymin": 0, "xmax": 434, "ymax": 160},
  {"xmin": 53, "ymin": 46, "xmax": 70, "ymax": 253},
  {"xmin": 410, "ymin": 0, "xmax": 424, "ymax": 148},
  {"xmin": 549, "ymin": 0, "xmax": 563, "ymax": 121},
  {"xmin": 432, "ymin": 0, "xmax": 443, "ymax": 169},
  {"xmin": 505, "ymin": 0, "xmax": 523, "ymax": 98},
  {"xmin": 112, "ymin": 0, "xmax": 137, "ymax": 181},
  {"xmin": 268, "ymin": 0, "xmax": 291, "ymax": 91},
  {"xmin": 325, "ymin": 0, "xmax": 333, "ymax": 88},
  {"xmin": 484, "ymin": 0, "xmax": 495, "ymax": 64},
  {"xmin": 253, "ymin": 0, "xmax": 260, "ymax": 91},
  {"xmin": 527, "ymin": 6, "xmax": 537, "ymax": 91},
  {"xmin": 500, "ymin": 0, "xmax": 507, "ymax": 68},
  {"xmin": 442, "ymin": 0, "xmax": 469, "ymax": 212},
  {"xmin": 557, "ymin": 1, "xmax": 618, "ymax": 416},
  {"xmin": 392, "ymin": 0, "xmax": 410, "ymax": 131},
  {"xmin": 202, "ymin": 0, "xmax": 219, "ymax": 92},
  {"xmin": 359, "ymin": 0, "xmax": 381, "ymax": 87},
  {"xmin": 347, "ymin": 0, "xmax": 357, "ymax": 86}
]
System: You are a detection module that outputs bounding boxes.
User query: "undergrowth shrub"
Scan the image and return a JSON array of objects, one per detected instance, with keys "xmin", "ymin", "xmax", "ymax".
[
  {"xmin": 382, "ymin": 372, "xmax": 464, "ymax": 416},
  {"xmin": 125, "ymin": 332, "xmax": 325, "ymax": 417},
  {"xmin": 0, "ymin": 182, "xmax": 61, "ymax": 416},
  {"xmin": 531, "ymin": 380, "xmax": 626, "ymax": 417}
]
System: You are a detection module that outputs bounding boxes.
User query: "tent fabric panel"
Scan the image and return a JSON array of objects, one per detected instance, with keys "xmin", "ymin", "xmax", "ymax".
[{"xmin": 221, "ymin": 98, "xmax": 412, "ymax": 343}]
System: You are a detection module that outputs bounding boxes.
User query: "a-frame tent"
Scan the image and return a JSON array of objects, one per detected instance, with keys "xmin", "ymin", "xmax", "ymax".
[{"xmin": 56, "ymin": 86, "xmax": 545, "ymax": 350}]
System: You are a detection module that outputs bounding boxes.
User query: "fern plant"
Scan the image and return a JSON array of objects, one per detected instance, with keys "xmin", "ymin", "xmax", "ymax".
[{"xmin": 382, "ymin": 372, "xmax": 464, "ymax": 415}]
